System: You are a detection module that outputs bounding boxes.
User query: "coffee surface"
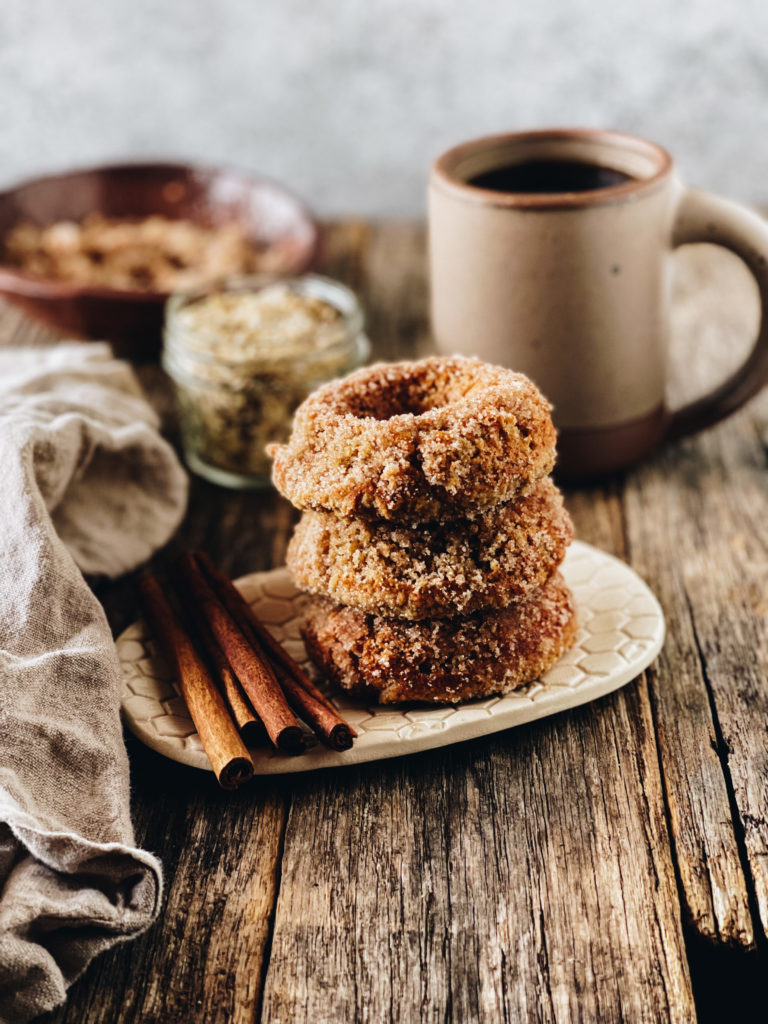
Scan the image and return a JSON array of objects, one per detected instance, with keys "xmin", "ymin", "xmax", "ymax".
[{"xmin": 467, "ymin": 159, "xmax": 634, "ymax": 194}]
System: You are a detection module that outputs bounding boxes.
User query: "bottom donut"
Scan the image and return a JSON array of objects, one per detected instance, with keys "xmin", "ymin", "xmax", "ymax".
[{"xmin": 301, "ymin": 573, "xmax": 578, "ymax": 705}]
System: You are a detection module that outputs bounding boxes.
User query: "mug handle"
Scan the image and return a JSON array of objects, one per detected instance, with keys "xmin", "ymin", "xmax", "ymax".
[{"xmin": 666, "ymin": 188, "xmax": 768, "ymax": 441}]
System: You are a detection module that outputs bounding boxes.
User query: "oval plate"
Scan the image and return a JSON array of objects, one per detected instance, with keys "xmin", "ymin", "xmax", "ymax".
[{"xmin": 119, "ymin": 541, "xmax": 665, "ymax": 774}]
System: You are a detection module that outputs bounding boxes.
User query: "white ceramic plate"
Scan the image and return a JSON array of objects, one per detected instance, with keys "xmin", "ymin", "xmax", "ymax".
[{"xmin": 118, "ymin": 541, "xmax": 665, "ymax": 774}]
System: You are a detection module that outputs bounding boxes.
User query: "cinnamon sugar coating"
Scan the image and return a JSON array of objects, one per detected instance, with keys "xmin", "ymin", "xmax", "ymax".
[
  {"xmin": 269, "ymin": 356, "xmax": 556, "ymax": 522},
  {"xmin": 301, "ymin": 573, "xmax": 578, "ymax": 704},
  {"xmin": 288, "ymin": 477, "xmax": 573, "ymax": 620}
]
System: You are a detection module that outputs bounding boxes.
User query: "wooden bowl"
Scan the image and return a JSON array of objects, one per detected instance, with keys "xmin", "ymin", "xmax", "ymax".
[{"xmin": 0, "ymin": 162, "xmax": 321, "ymax": 359}]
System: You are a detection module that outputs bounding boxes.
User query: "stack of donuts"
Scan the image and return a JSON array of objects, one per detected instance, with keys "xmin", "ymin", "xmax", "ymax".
[{"xmin": 270, "ymin": 355, "xmax": 578, "ymax": 704}]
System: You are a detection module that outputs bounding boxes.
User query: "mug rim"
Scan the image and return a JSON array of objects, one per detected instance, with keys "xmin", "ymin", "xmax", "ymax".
[{"xmin": 431, "ymin": 128, "xmax": 674, "ymax": 209}]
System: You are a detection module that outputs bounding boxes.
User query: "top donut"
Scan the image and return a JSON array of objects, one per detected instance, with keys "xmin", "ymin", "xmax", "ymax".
[{"xmin": 269, "ymin": 355, "xmax": 557, "ymax": 522}]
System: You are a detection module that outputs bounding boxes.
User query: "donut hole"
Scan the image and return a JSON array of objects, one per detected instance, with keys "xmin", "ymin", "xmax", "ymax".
[{"xmin": 339, "ymin": 364, "xmax": 489, "ymax": 420}]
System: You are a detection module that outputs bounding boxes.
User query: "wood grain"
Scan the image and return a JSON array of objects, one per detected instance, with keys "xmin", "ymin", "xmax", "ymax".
[
  {"xmin": 362, "ymin": 220, "xmax": 431, "ymax": 361},
  {"xmin": 261, "ymin": 695, "xmax": 695, "ymax": 1023},
  {"xmin": 623, "ymin": 439, "xmax": 758, "ymax": 951},
  {"xmin": 622, "ymin": 247, "xmax": 768, "ymax": 956}
]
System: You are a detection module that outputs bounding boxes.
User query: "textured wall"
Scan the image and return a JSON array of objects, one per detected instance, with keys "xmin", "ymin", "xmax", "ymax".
[{"xmin": 1, "ymin": 0, "xmax": 767, "ymax": 215}]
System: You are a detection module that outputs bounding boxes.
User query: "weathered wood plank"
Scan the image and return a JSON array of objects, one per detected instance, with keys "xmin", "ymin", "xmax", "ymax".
[
  {"xmin": 621, "ymin": 246, "xmax": 766, "ymax": 953},
  {"xmin": 362, "ymin": 220, "xmax": 430, "ymax": 361},
  {"xmin": 260, "ymin": 224, "xmax": 696, "ymax": 1024},
  {"xmin": 623, "ymin": 437, "xmax": 758, "ymax": 951},
  {"xmin": 261, "ymin": 692, "xmax": 695, "ymax": 1023},
  {"xmin": 318, "ymin": 218, "xmax": 372, "ymax": 294}
]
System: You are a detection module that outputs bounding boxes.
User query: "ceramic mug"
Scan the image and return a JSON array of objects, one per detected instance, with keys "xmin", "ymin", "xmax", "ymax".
[{"xmin": 429, "ymin": 128, "xmax": 768, "ymax": 479}]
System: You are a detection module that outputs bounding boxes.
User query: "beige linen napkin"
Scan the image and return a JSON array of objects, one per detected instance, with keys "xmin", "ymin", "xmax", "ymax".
[{"xmin": 0, "ymin": 343, "xmax": 188, "ymax": 1022}]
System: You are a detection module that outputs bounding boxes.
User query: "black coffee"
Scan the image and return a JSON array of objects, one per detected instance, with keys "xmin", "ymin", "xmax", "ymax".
[{"xmin": 467, "ymin": 159, "xmax": 634, "ymax": 195}]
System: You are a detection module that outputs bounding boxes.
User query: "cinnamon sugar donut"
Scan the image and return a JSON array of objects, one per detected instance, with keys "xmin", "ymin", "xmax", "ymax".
[
  {"xmin": 288, "ymin": 477, "xmax": 573, "ymax": 620},
  {"xmin": 301, "ymin": 573, "xmax": 578, "ymax": 704},
  {"xmin": 269, "ymin": 356, "xmax": 556, "ymax": 522}
]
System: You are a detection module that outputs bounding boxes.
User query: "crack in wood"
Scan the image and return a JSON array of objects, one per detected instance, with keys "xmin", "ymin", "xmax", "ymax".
[{"xmin": 682, "ymin": 582, "xmax": 767, "ymax": 957}]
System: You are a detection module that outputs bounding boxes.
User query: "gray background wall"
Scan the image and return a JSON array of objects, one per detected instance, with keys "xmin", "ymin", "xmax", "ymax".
[{"xmin": 1, "ymin": 0, "xmax": 766, "ymax": 215}]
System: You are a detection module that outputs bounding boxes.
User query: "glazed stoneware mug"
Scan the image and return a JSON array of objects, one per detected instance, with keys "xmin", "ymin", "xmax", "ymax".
[{"xmin": 428, "ymin": 128, "xmax": 768, "ymax": 479}]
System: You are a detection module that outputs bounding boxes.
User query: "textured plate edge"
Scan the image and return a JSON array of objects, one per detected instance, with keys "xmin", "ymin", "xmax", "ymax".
[
  {"xmin": 124, "ymin": 716, "xmax": 212, "ymax": 772},
  {"xmin": 119, "ymin": 540, "xmax": 666, "ymax": 775}
]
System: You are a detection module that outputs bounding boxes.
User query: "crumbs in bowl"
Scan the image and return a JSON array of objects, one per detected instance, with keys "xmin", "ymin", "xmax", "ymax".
[{"xmin": 1, "ymin": 214, "xmax": 277, "ymax": 292}]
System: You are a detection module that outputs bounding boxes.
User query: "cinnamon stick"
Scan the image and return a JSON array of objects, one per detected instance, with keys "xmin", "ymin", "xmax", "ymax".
[
  {"xmin": 196, "ymin": 551, "xmax": 354, "ymax": 726},
  {"xmin": 138, "ymin": 574, "xmax": 254, "ymax": 790},
  {"xmin": 220, "ymin": 675, "xmax": 268, "ymax": 748},
  {"xmin": 170, "ymin": 575, "xmax": 267, "ymax": 747},
  {"xmin": 193, "ymin": 551, "xmax": 357, "ymax": 749},
  {"xmin": 271, "ymin": 661, "xmax": 355, "ymax": 751},
  {"xmin": 173, "ymin": 553, "xmax": 305, "ymax": 754}
]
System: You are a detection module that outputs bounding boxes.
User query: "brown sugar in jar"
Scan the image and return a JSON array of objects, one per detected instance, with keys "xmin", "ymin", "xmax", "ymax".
[{"xmin": 162, "ymin": 275, "xmax": 370, "ymax": 488}]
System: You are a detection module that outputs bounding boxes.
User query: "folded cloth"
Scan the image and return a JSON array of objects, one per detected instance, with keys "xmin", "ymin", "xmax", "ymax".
[{"xmin": 0, "ymin": 344, "xmax": 188, "ymax": 1022}]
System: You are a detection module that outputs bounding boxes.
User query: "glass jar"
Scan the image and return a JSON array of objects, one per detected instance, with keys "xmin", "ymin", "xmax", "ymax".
[{"xmin": 162, "ymin": 274, "xmax": 370, "ymax": 488}]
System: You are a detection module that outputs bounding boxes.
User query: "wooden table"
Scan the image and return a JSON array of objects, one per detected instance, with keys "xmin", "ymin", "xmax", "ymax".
[{"xmin": 15, "ymin": 221, "xmax": 766, "ymax": 1023}]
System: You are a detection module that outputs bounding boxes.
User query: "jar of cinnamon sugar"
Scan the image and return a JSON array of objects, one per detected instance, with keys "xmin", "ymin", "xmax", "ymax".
[{"xmin": 163, "ymin": 275, "xmax": 369, "ymax": 489}]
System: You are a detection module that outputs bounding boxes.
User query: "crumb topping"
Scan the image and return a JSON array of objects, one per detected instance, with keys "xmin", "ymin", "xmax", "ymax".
[
  {"xmin": 288, "ymin": 477, "xmax": 573, "ymax": 619},
  {"xmin": 301, "ymin": 572, "xmax": 578, "ymax": 704},
  {"xmin": 270, "ymin": 355, "xmax": 557, "ymax": 521}
]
